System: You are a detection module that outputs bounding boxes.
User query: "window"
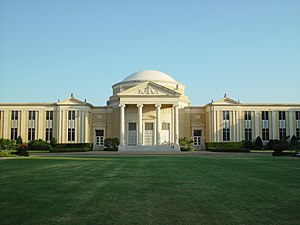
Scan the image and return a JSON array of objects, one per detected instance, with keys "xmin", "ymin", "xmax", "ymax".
[
  {"xmin": 128, "ymin": 123, "xmax": 137, "ymax": 146},
  {"xmin": 262, "ymin": 128, "xmax": 269, "ymax": 141},
  {"xmin": 161, "ymin": 123, "xmax": 170, "ymax": 144},
  {"xmin": 29, "ymin": 111, "xmax": 36, "ymax": 120},
  {"xmin": 45, "ymin": 128, "xmax": 53, "ymax": 142},
  {"xmin": 11, "ymin": 111, "xmax": 18, "ymax": 120},
  {"xmin": 279, "ymin": 128, "xmax": 286, "ymax": 140},
  {"xmin": 279, "ymin": 111, "xmax": 286, "ymax": 120},
  {"xmin": 262, "ymin": 111, "xmax": 268, "ymax": 120},
  {"xmin": 68, "ymin": 128, "xmax": 75, "ymax": 142},
  {"xmin": 244, "ymin": 111, "xmax": 252, "ymax": 141},
  {"xmin": 296, "ymin": 111, "xmax": 300, "ymax": 137},
  {"xmin": 223, "ymin": 129, "xmax": 230, "ymax": 141},
  {"xmin": 222, "ymin": 111, "xmax": 230, "ymax": 141},
  {"xmin": 11, "ymin": 128, "xmax": 18, "ymax": 141},
  {"xmin": 28, "ymin": 128, "xmax": 35, "ymax": 141},
  {"xmin": 68, "ymin": 111, "xmax": 75, "ymax": 120},
  {"xmin": 46, "ymin": 111, "xmax": 53, "ymax": 120}
]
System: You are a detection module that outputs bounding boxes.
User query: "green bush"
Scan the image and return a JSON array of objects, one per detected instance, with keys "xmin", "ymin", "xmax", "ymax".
[
  {"xmin": 104, "ymin": 138, "xmax": 119, "ymax": 150},
  {"xmin": 205, "ymin": 142, "xmax": 243, "ymax": 150},
  {"xmin": 28, "ymin": 139, "xmax": 51, "ymax": 150},
  {"xmin": 0, "ymin": 150, "xmax": 15, "ymax": 157},
  {"xmin": 241, "ymin": 140, "xmax": 254, "ymax": 149},
  {"xmin": 50, "ymin": 148, "xmax": 90, "ymax": 152},
  {"xmin": 290, "ymin": 135, "xmax": 300, "ymax": 150},
  {"xmin": 254, "ymin": 136, "xmax": 263, "ymax": 150},
  {"xmin": 50, "ymin": 143, "xmax": 92, "ymax": 152},
  {"xmin": 179, "ymin": 137, "xmax": 194, "ymax": 151},
  {"xmin": 50, "ymin": 137, "xmax": 56, "ymax": 148},
  {"xmin": 16, "ymin": 136, "xmax": 23, "ymax": 145},
  {"xmin": 0, "ymin": 138, "xmax": 18, "ymax": 150},
  {"xmin": 17, "ymin": 144, "xmax": 29, "ymax": 156}
]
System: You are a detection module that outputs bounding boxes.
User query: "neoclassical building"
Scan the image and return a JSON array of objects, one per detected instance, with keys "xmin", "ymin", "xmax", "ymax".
[{"xmin": 0, "ymin": 70, "xmax": 299, "ymax": 151}]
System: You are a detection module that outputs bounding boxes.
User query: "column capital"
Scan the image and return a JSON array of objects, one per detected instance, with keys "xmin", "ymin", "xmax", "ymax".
[
  {"xmin": 173, "ymin": 104, "xmax": 179, "ymax": 108},
  {"xmin": 137, "ymin": 104, "xmax": 143, "ymax": 108},
  {"xmin": 155, "ymin": 104, "xmax": 161, "ymax": 108},
  {"xmin": 119, "ymin": 104, "xmax": 126, "ymax": 108}
]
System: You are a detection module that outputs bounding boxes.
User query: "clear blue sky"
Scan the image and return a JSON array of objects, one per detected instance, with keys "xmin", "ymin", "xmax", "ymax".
[{"xmin": 0, "ymin": 0, "xmax": 299, "ymax": 106}]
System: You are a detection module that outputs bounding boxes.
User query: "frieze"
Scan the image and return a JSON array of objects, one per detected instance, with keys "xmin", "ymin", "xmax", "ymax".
[{"xmin": 138, "ymin": 86, "xmax": 159, "ymax": 95}]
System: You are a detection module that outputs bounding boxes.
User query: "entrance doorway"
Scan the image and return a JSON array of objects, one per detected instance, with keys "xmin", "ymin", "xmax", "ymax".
[
  {"xmin": 128, "ymin": 123, "xmax": 137, "ymax": 146},
  {"xmin": 95, "ymin": 130, "xmax": 104, "ymax": 147},
  {"xmin": 161, "ymin": 122, "xmax": 170, "ymax": 145},
  {"xmin": 144, "ymin": 122, "xmax": 154, "ymax": 146},
  {"xmin": 193, "ymin": 129, "xmax": 202, "ymax": 147}
]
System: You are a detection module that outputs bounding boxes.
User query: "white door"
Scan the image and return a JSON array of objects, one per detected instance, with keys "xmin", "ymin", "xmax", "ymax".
[
  {"xmin": 193, "ymin": 130, "xmax": 202, "ymax": 146},
  {"xmin": 161, "ymin": 122, "xmax": 170, "ymax": 145},
  {"xmin": 95, "ymin": 130, "xmax": 104, "ymax": 146},
  {"xmin": 144, "ymin": 122, "xmax": 154, "ymax": 146},
  {"xmin": 128, "ymin": 123, "xmax": 137, "ymax": 146}
]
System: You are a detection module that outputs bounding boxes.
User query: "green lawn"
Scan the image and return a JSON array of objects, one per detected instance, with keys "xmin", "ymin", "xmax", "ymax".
[{"xmin": 0, "ymin": 156, "xmax": 299, "ymax": 225}]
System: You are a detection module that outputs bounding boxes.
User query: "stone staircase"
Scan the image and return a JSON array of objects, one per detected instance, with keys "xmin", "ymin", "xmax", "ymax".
[{"xmin": 118, "ymin": 145, "xmax": 180, "ymax": 152}]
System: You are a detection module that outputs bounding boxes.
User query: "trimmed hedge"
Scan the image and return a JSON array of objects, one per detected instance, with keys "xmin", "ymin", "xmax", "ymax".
[
  {"xmin": 205, "ymin": 142, "xmax": 250, "ymax": 153},
  {"xmin": 50, "ymin": 143, "xmax": 93, "ymax": 152}
]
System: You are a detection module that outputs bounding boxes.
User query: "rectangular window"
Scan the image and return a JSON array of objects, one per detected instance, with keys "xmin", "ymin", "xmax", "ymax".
[
  {"xmin": 222, "ymin": 111, "xmax": 230, "ymax": 141},
  {"xmin": 296, "ymin": 111, "xmax": 300, "ymax": 120},
  {"xmin": 262, "ymin": 128, "xmax": 269, "ymax": 141},
  {"xmin": 296, "ymin": 111, "xmax": 300, "ymax": 137},
  {"xmin": 297, "ymin": 128, "xmax": 300, "ymax": 138},
  {"xmin": 244, "ymin": 111, "xmax": 252, "ymax": 141},
  {"xmin": 11, "ymin": 111, "xmax": 18, "ymax": 120},
  {"xmin": 28, "ymin": 111, "xmax": 36, "ymax": 120},
  {"xmin": 28, "ymin": 128, "xmax": 35, "ymax": 141},
  {"xmin": 279, "ymin": 128, "xmax": 286, "ymax": 140},
  {"xmin": 68, "ymin": 111, "xmax": 75, "ymax": 120},
  {"xmin": 68, "ymin": 128, "xmax": 75, "ymax": 142},
  {"xmin": 46, "ymin": 111, "xmax": 53, "ymax": 120},
  {"xmin": 45, "ymin": 128, "xmax": 53, "ymax": 142},
  {"xmin": 245, "ymin": 129, "xmax": 252, "ymax": 141},
  {"xmin": 10, "ymin": 128, "xmax": 18, "ymax": 141},
  {"xmin": 279, "ymin": 111, "xmax": 286, "ymax": 120},
  {"xmin": 223, "ymin": 129, "xmax": 230, "ymax": 141},
  {"xmin": 262, "ymin": 111, "xmax": 268, "ymax": 120}
]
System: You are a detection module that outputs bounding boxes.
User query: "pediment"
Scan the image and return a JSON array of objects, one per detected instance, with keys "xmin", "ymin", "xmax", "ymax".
[
  {"xmin": 118, "ymin": 81, "xmax": 180, "ymax": 97},
  {"xmin": 213, "ymin": 97, "xmax": 240, "ymax": 105},
  {"xmin": 58, "ymin": 96, "xmax": 88, "ymax": 106}
]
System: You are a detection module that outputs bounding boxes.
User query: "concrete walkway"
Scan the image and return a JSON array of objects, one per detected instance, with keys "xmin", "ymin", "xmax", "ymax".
[{"xmin": 31, "ymin": 151, "xmax": 272, "ymax": 157}]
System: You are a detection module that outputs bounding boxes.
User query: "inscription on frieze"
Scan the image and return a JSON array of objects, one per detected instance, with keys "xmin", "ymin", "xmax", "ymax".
[{"xmin": 138, "ymin": 86, "xmax": 159, "ymax": 95}]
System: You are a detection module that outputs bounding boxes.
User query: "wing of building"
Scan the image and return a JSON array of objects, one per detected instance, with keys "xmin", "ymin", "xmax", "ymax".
[{"xmin": 0, "ymin": 70, "xmax": 299, "ymax": 151}]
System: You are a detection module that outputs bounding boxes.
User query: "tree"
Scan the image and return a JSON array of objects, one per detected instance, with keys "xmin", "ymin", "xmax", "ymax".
[
  {"xmin": 50, "ymin": 137, "xmax": 56, "ymax": 148},
  {"xmin": 290, "ymin": 135, "xmax": 299, "ymax": 150},
  {"xmin": 16, "ymin": 136, "xmax": 23, "ymax": 145},
  {"xmin": 255, "ymin": 136, "xmax": 263, "ymax": 150}
]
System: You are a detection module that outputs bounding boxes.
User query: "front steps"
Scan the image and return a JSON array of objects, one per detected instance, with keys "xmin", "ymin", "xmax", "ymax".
[{"xmin": 118, "ymin": 145, "xmax": 180, "ymax": 152}]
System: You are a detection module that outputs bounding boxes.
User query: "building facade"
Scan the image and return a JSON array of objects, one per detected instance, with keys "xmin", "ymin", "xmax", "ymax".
[{"xmin": 0, "ymin": 70, "xmax": 300, "ymax": 151}]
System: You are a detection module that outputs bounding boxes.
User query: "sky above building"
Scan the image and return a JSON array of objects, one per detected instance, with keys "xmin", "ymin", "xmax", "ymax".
[{"xmin": 0, "ymin": 0, "xmax": 299, "ymax": 106}]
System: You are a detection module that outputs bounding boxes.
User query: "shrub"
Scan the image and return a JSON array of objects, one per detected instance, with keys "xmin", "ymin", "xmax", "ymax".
[
  {"xmin": 16, "ymin": 136, "xmax": 23, "ymax": 145},
  {"xmin": 267, "ymin": 139, "xmax": 290, "ymax": 156},
  {"xmin": 254, "ymin": 136, "xmax": 263, "ymax": 150},
  {"xmin": 241, "ymin": 140, "xmax": 254, "ymax": 149},
  {"xmin": 290, "ymin": 135, "xmax": 300, "ymax": 150},
  {"xmin": 179, "ymin": 137, "xmax": 194, "ymax": 151},
  {"xmin": 0, "ymin": 150, "xmax": 15, "ymax": 157},
  {"xmin": 0, "ymin": 138, "xmax": 18, "ymax": 150},
  {"xmin": 104, "ymin": 138, "xmax": 119, "ymax": 150},
  {"xmin": 50, "ymin": 143, "xmax": 93, "ymax": 152},
  {"xmin": 50, "ymin": 137, "xmax": 56, "ymax": 148},
  {"xmin": 205, "ymin": 142, "xmax": 243, "ymax": 150},
  {"xmin": 17, "ymin": 143, "xmax": 29, "ymax": 156},
  {"xmin": 28, "ymin": 139, "xmax": 50, "ymax": 150}
]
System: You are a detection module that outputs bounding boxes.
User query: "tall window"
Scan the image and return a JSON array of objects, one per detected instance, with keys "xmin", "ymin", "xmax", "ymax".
[
  {"xmin": 28, "ymin": 111, "xmax": 36, "ymax": 141},
  {"xmin": 279, "ymin": 111, "xmax": 286, "ymax": 140},
  {"xmin": 262, "ymin": 111, "xmax": 269, "ymax": 141},
  {"xmin": 244, "ymin": 111, "xmax": 252, "ymax": 141},
  {"xmin": 222, "ymin": 111, "xmax": 230, "ymax": 141},
  {"xmin": 296, "ymin": 111, "xmax": 300, "ymax": 137},
  {"xmin": 68, "ymin": 111, "xmax": 75, "ymax": 142},
  {"xmin": 45, "ymin": 111, "xmax": 53, "ymax": 142},
  {"xmin": 11, "ymin": 111, "xmax": 18, "ymax": 140}
]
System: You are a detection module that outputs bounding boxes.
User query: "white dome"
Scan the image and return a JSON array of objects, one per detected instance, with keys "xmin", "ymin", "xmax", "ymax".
[{"xmin": 122, "ymin": 70, "xmax": 177, "ymax": 82}]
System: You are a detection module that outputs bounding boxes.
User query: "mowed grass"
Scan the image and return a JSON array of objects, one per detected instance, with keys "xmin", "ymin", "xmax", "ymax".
[{"xmin": 0, "ymin": 156, "xmax": 299, "ymax": 225}]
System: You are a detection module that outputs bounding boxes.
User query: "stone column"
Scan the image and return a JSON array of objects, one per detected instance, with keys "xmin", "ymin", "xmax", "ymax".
[
  {"xmin": 84, "ymin": 111, "xmax": 90, "ymax": 143},
  {"xmin": 173, "ymin": 104, "xmax": 179, "ymax": 145},
  {"xmin": 119, "ymin": 104, "xmax": 126, "ymax": 146},
  {"xmin": 137, "ymin": 104, "xmax": 143, "ymax": 146},
  {"xmin": 254, "ymin": 111, "xmax": 260, "ymax": 139},
  {"xmin": 272, "ymin": 111, "xmax": 277, "ymax": 139},
  {"xmin": 288, "ymin": 111, "xmax": 294, "ymax": 137},
  {"xmin": 155, "ymin": 104, "xmax": 161, "ymax": 145}
]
